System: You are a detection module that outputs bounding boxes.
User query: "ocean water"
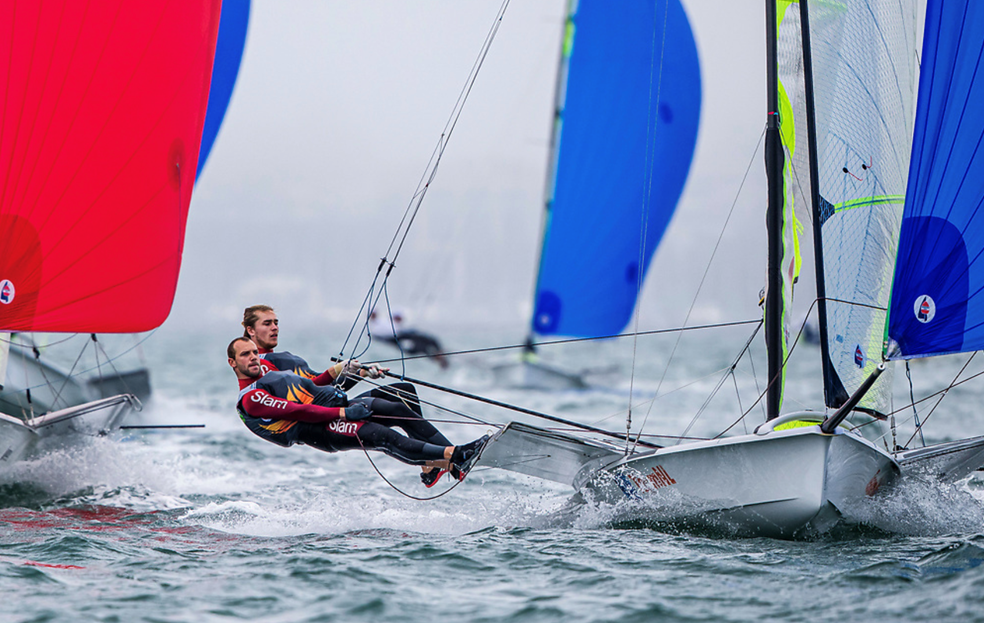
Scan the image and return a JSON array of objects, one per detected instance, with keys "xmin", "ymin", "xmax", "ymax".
[{"xmin": 0, "ymin": 326, "xmax": 982, "ymax": 622}]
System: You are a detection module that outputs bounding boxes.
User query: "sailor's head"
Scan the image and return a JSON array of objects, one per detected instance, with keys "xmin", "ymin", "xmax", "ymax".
[
  {"xmin": 243, "ymin": 304, "xmax": 278, "ymax": 351},
  {"xmin": 228, "ymin": 337, "xmax": 261, "ymax": 379}
]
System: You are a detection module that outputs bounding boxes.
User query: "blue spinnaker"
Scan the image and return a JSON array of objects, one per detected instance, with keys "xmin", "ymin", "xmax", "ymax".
[
  {"xmin": 531, "ymin": 0, "xmax": 701, "ymax": 338},
  {"xmin": 196, "ymin": 0, "xmax": 250, "ymax": 179},
  {"xmin": 886, "ymin": 0, "xmax": 983, "ymax": 359}
]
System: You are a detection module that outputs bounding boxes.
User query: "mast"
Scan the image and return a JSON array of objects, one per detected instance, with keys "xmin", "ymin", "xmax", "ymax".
[
  {"xmin": 764, "ymin": 0, "xmax": 784, "ymax": 421},
  {"xmin": 798, "ymin": 0, "xmax": 849, "ymax": 410},
  {"xmin": 525, "ymin": 1, "xmax": 573, "ymax": 349}
]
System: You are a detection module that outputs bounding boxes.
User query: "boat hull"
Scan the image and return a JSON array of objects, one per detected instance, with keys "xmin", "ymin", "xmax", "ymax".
[
  {"xmin": 583, "ymin": 425, "xmax": 898, "ymax": 538},
  {"xmin": 0, "ymin": 395, "xmax": 137, "ymax": 469}
]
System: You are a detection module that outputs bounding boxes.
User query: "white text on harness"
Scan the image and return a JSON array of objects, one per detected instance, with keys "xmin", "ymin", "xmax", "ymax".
[
  {"xmin": 251, "ymin": 392, "xmax": 288, "ymax": 410},
  {"xmin": 329, "ymin": 419, "xmax": 359, "ymax": 435}
]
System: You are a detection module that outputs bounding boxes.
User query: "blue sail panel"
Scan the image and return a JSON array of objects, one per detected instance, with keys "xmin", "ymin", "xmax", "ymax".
[
  {"xmin": 196, "ymin": 0, "xmax": 250, "ymax": 179},
  {"xmin": 886, "ymin": 0, "xmax": 983, "ymax": 359},
  {"xmin": 531, "ymin": 0, "xmax": 701, "ymax": 338}
]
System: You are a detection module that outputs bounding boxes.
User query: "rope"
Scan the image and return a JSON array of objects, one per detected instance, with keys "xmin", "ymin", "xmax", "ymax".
[
  {"xmin": 337, "ymin": 0, "xmax": 514, "ymax": 363},
  {"xmin": 902, "ymin": 352, "xmax": 979, "ymax": 448},
  {"xmin": 338, "ymin": 362, "xmax": 663, "ymax": 450},
  {"xmin": 626, "ymin": 0, "xmax": 673, "ymax": 454},
  {"xmin": 4, "ymin": 330, "xmax": 157, "ymax": 398},
  {"xmin": 354, "ymin": 433, "xmax": 466, "ymax": 502},
  {"xmin": 712, "ymin": 297, "xmax": 821, "ymax": 438},
  {"xmin": 629, "ymin": 126, "xmax": 768, "ymax": 450},
  {"xmin": 370, "ymin": 319, "xmax": 763, "ymax": 365}
]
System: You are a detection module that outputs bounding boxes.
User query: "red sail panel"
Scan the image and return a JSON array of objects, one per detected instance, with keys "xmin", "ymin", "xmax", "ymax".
[{"xmin": 0, "ymin": 0, "xmax": 221, "ymax": 333}]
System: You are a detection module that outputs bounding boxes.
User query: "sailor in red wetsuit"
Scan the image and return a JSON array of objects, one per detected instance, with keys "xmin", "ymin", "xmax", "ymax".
[
  {"xmin": 228, "ymin": 337, "xmax": 486, "ymax": 483},
  {"xmin": 242, "ymin": 304, "xmax": 464, "ymax": 486}
]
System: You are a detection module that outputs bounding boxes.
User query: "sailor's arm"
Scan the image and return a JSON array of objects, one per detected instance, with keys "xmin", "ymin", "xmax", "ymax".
[
  {"xmin": 240, "ymin": 388, "xmax": 348, "ymax": 423},
  {"xmin": 312, "ymin": 359, "xmax": 388, "ymax": 389}
]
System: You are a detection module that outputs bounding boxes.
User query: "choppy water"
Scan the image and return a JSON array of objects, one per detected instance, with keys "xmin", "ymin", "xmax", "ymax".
[{"xmin": 1, "ymin": 326, "xmax": 982, "ymax": 622}]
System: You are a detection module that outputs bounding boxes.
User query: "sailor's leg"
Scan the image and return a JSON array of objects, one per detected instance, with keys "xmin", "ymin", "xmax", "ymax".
[
  {"xmin": 349, "ymin": 395, "xmax": 451, "ymax": 447},
  {"xmin": 352, "ymin": 382, "xmax": 421, "ymax": 415}
]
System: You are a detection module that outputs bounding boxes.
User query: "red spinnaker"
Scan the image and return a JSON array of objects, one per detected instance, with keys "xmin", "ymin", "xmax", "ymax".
[{"xmin": 0, "ymin": 1, "xmax": 221, "ymax": 333}]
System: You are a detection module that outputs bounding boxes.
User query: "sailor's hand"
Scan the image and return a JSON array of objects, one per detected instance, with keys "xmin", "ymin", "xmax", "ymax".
[
  {"xmin": 341, "ymin": 359, "xmax": 361, "ymax": 376},
  {"xmin": 343, "ymin": 403, "xmax": 371, "ymax": 421},
  {"xmin": 360, "ymin": 363, "xmax": 388, "ymax": 379}
]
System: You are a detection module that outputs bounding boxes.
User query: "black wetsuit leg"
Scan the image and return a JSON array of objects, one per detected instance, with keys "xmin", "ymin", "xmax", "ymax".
[
  {"xmin": 350, "ymin": 384, "xmax": 451, "ymax": 446},
  {"xmin": 295, "ymin": 422, "xmax": 447, "ymax": 466}
]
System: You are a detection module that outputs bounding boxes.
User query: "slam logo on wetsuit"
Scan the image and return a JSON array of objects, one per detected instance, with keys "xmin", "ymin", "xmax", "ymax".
[
  {"xmin": 0, "ymin": 279, "xmax": 14, "ymax": 305},
  {"xmin": 329, "ymin": 419, "xmax": 359, "ymax": 435},
  {"xmin": 251, "ymin": 392, "xmax": 289, "ymax": 409}
]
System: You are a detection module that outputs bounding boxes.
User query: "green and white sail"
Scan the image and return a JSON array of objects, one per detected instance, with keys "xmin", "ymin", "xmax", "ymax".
[
  {"xmin": 805, "ymin": 0, "xmax": 919, "ymax": 415},
  {"xmin": 770, "ymin": 0, "xmax": 811, "ymax": 413}
]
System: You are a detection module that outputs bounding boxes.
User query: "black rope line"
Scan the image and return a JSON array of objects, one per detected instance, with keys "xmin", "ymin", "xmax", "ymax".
[
  {"xmin": 354, "ymin": 433, "xmax": 465, "ymax": 502},
  {"xmin": 369, "ymin": 368, "xmax": 662, "ymax": 450},
  {"xmin": 370, "ymin": 318, "xmax": 763, "ymax": 365}
]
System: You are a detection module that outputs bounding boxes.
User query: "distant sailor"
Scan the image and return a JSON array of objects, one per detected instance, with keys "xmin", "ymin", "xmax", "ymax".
[
  {"xmin": 369, "ymin": 308, "xmax": 449, "ymax": 369},
  {"xmin": 228, "ymin": 337, "xmax": 486, "ymax": 486}
]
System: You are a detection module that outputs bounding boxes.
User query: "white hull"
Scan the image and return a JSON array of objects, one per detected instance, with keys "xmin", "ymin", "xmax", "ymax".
[
  {"xmin": 0, "ymin": 395, "xmax": 138, "ymax": 468},
  {"xmin": 478, "ymin": 413, "xmax": 900, "ymax": 538},
  {"xmin": 585, "ymin": 425, "xmax": 897, "ymax": 538}
]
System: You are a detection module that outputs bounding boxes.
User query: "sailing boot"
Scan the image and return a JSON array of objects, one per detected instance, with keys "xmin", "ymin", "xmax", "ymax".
[
  {"xmin": 420, "ymin": 467, "xmax": 447, "ymax": 488},
  {"xmin": 450, "ymin": 435, "xmax": 490, "ymax": 481}
]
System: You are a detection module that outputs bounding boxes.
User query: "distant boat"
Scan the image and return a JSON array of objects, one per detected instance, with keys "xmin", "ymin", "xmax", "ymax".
[
  {"xmin": 478, "ymin": 0, "xmax": 983, "ymax": 537},
  {"xmin": 0, "ymin": 1, "xmax": 222, "ymax": 467},
  {"xmin": 494, "ymin": 0, "xmax": 701, "ymax": 389}
]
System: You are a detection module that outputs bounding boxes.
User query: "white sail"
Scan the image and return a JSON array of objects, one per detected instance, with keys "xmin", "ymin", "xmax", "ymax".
[{"xmin": 807, "ymin": 0, "xmax": 920, "ymax": 414}]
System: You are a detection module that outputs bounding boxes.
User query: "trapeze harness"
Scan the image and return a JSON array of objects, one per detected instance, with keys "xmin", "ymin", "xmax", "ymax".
[{"xmin": 236, "ymin": 369, "xmax": 451, "ymax": 466}]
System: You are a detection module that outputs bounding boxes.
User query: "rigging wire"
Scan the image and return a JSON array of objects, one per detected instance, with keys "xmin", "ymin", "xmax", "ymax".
[
  {"xmin": 675, "ymin": 321, "xmax": 763, "ymax": 443},
  {"xmin": 4, "ymin": 330, "xmax": 158, "ymax": 398},
  {"xmin": 629, "ymin": 124, "xmax": 768, "ymax": 452},
  {"xmin": 712, "ymin": 296, "xmax": 821, "ymax": 438},
  {"xmin": 904, "ymin": 360, "xmax": 926, "ymax": 446},
  {"xmin": 369, "ymin": 318, "xmax": 763, "ymax": 365},
  {"xmin": 901, "ymin": 352, "xmax": 980, "ymax": 448},
  {"xmin": 626, "ymin": 0, "xmax": 672, "ymax": 455},
  {"xmin": 336, "ymin": 0, "xmax": 514, "ymax": 365}
]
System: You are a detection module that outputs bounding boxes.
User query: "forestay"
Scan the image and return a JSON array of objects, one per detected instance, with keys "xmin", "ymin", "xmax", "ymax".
[{"xmin": 885, "ymin": 0, "xmax": 984, "ymax": 360}]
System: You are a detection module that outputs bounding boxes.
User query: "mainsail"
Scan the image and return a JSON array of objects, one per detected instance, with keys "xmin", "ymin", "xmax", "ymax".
[
  {"xmin": 767, "ymin": 1, "xmax": 811, "ymax": 415},
  {"xmin": 803, "ymin": 0, "xmax": 919, "ymax": 414},
  {"xmin": 885, "ymin": 0, "xmax": 984, "ymax": 360},
  {"xmin": 530, "ymin": 0, "xmax": 701, "ymax": 338},
  {"xmin": 0, "ymin": 1, "xmax": 221, "ymax": 334}
]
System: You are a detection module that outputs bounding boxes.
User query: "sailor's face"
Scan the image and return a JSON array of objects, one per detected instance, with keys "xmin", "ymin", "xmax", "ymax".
[
  {"xmin": 249, "ymin": 310, "xmax": 279, "ymax": 350},
  {"xmin": 230, "ymin": 340, "xmax": 261, "ymax": 378}
]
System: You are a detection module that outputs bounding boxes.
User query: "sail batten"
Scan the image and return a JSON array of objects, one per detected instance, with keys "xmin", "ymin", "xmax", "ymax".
[{"xmin": 530, "ymin": 0, "xmax": 701, "ymax": 338}]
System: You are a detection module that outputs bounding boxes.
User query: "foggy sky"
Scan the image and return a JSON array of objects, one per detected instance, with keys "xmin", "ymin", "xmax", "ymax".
[{"xmin": 177, "ymin": 0, "xmax": 782, "ymax": 335}]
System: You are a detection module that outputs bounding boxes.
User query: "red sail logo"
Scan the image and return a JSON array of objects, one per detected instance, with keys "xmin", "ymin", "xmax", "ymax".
[{"xmin": 0, "ymin": 279, "xmax": 14, "ymax": 305}]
